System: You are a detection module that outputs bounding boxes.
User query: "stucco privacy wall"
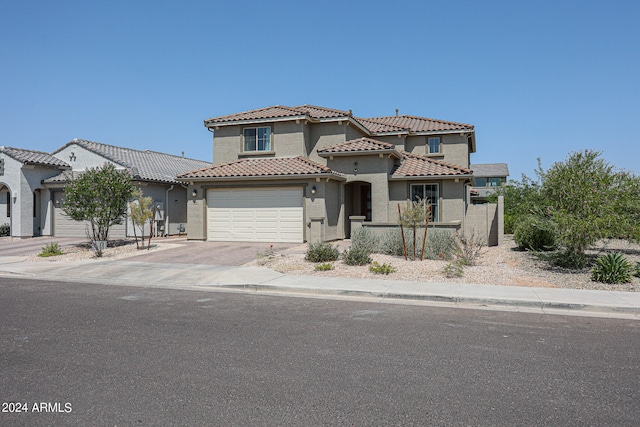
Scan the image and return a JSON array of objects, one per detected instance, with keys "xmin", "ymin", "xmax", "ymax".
[{"xmin": 465, "ymin": 196, "xmax": 504, "ymax": 246}]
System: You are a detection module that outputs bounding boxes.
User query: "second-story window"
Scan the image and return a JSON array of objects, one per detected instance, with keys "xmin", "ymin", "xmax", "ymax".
[
  {"xmin": 244, "ymin": 127, "xmax": 271, "ymax": 151},
  {"xmin": 427, "ymin": 137, "xmax": 440, "ymax": 154}
]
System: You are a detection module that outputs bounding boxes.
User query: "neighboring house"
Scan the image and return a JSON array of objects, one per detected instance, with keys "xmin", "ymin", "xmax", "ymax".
[
  {"xmin": 178, "ymin": 105, "xmax": 505, "ymax": 246},
  {"xmin": 470, "ymin": 163, "xmax": 510, "ymax": 200},
  {"xmin": 0, "ymin": 140, "xmax": 211, "ymax": 238}
]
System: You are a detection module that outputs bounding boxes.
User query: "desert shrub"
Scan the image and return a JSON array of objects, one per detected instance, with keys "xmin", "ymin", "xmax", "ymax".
[
  {"xmin": 0, "ymin": 223, "xmax": 9, "ymax": 237},
  {"xmin": 591, "ymin": 252, "xmax": 633, "ymax": 284},
  {"xmin": 306, "ymin": 241, "xmax": 340, "ymax": 262},
  {"xmin": 424, "ymin": 229, "xmax": 457, "ymax": 260},
  {"xmin": 38, "ymin": 242, "xmax": 63, "ymax": 257},
  {"xmin": 369, "ymin": 261, "xmax": 396, "ymax": 275},
  {"xmin": 379, "ymin": 228, "xmax": 411, "ymax": 256},
  {"xmin": 351, "ymin": 227, "xmax": 380, "ymax": 253},
  {"xmin": 455, "ymin": 231, "xmax": 486, "ymax": 266},
  {"xmin": 514, "ymin": 216, "xmax": 558, "ymax": 251},
  {"xmin": 342, "ymin": 246, "xmax": 372, "ymax": 266},
  {"xmin": 634, "ymin": 262, "xmax": 640, "ymax": 278},
  {"xmin": 314, "ymin": 262, "xmax": 334, "ymax": 271},
  {"xmin": 443, "ymin": 261, "xmax": 464, "ymax": 278}
]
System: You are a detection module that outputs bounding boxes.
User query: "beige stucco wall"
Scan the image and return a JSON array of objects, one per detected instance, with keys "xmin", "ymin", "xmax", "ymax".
[{"xmin": 464, "ymin": 196, "xmax": 503, "ymax": 246}]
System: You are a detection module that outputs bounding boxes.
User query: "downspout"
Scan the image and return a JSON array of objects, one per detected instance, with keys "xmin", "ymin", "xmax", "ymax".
[{"xmin": 165, "ymin": 184, "xmax": 174, "ymax": 237}]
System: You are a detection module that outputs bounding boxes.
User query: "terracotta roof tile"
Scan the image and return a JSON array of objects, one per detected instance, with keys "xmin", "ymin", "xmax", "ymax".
[
  {"xmin": 205, "ymin": 105, "xmax": 351, "ymax": 125},
  {"xmin": 0, "ymin": 146, "xmax": 70, "ymax": 168},
  {"xmin": 317, "ymin": 137, "xmax": 397, "ymax": 155},
  {"xmin": 359, "ymin": 115, "xmax": 474, "ymax": 134},
  {"xmin": 178, "ymin": 156, "xmax": 345, "ymax": 180},
  {"xmin": 392, "ymin": 151, "xmax": 473, "ymax": 177}
]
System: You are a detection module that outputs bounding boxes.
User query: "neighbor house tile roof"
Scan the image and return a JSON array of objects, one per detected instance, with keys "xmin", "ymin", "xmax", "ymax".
[
  {"xmin": 0, "ymin": 146, "xmax": 70, "ymax": 168},
  {"xmin": 50, "ymin": 139, "xmax": 212, "ymax": 184},
  {"xmin": 317, "ymin": 137, "xmax": 398, "ymax": 155},
  {"xmin": 391, "ymin": 151, "xmax": 473, "ymax": 177},
  {"xmin": 362, "ymin": 115, "xmax": 474, "ymax": 134},
  {"xmin": 470, "ymin": 163, "xmax": 510, "ymax": 178},
  {"xmin": 178, "ymin": 156, "xmax": 345, "ymax": 180},
  {"xmin": 204, "ymin": 105, "xmax": 352, "ymax": 125}
]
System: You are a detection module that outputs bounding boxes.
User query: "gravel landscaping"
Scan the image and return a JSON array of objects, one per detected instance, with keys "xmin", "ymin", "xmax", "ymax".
[{"xmin": 249, "ymin": 236, "xmax": 640, "ymax": 292}]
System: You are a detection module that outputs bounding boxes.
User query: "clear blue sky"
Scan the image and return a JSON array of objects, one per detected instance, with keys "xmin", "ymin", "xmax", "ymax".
[{"xmin": 1, "ymin": 0, "xmax": 638, "ymax": 179}]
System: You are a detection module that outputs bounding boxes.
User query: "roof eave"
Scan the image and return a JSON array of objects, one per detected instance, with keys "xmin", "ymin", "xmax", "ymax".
[
  {"xmin": 177, "ymin": 173, "xmax": 346, "ymax": 182},
  {"xmin": 205, "ymin": 115, "xmax": 309, "ymax": 128},
  {"xmin": 389, "ymin": 174, "xmax": 474, "ymax": 181},
  {"xmin": 318, "ymin": 149, "xmax": 401, "ymax": 158}
]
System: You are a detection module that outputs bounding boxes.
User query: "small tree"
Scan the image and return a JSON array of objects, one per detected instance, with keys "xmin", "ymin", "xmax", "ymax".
[
  {"xmin": 129, "ymin": 189, "xmax": 154, "ymax": 249},
  {"xmin": 62, "ymin": 164, "xmax": 134, "ymax": 248},
  {"xmin": 398, "ymin": 198, "xmax": 431, "ymax": 261}
]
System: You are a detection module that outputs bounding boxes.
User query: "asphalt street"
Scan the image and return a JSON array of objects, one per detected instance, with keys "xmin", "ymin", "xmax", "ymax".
[{"xmin": 1, "ymin": 277, "xmax": 639, "ymax": 426}]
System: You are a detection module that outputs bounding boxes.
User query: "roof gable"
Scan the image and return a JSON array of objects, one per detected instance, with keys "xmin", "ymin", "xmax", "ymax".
[
  {"xmin": 317, "ymin": 137, "xmax": 399, "ymax": 156},
  {"xmin": 0, "ymin": 146, "xmax": 69, "ymax": 168}
]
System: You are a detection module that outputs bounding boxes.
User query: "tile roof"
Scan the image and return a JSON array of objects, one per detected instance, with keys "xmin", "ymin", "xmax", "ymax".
[
  {"xmin": 470, "ymin": 163, "xmax": 510, "ymax": 178},
  {"xmin": 0, "ymin": 146, "xmax": 69, "ymax": 168},
  {"xmin": 53, "ymin": 139, "xmax": 212, "ymax": 184},
  {"xmin": 362, "ymin": 115, "xmax": 474, "ymax": 134},
  {"xmin": 178, "ymin": 156, "xmax": 345, "ymax": 180},
  {"xmin": 204, "ymin": 105, "xmax": 351, "ymax": 125},
  {"xmin": 317, "ymin": 137, "xmax": 398, "ymax": 155},
  {"xmin": 391, "ymin": 151, "xmax": 473, "ymax": 178}
]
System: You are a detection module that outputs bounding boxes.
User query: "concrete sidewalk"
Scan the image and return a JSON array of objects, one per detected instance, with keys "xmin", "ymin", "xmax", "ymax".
[{"xmin": 1, "ymin": 255, "xmax": 639, "ymax": 319}]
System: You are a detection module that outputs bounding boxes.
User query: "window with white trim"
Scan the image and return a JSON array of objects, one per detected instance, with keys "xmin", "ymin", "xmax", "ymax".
[
  {"xmin": 410, "ymin": 183, "xmax": 439, "ymax": 221},
  {"xmin": 427, "ymin": 137, "xmax": 441, "ymax": 154},
  {"xmin": 243, "ymin": 127, "xmax": 271, "ymax": 151}
]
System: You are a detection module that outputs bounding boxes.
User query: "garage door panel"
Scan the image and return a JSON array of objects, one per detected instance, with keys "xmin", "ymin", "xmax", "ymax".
[{"xmin": 207, "ymin": 187, "xmax": 303, "ymax": 243}]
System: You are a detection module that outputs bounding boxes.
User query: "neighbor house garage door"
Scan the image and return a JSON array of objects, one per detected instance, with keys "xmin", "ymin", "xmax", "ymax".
[
  {"xmin": 207, "ymin": 187, "xmax": 303, "ymax": 243},
  {"xmin": 52, "ymin": 191, "xmax": 126, "ymax": 239}
]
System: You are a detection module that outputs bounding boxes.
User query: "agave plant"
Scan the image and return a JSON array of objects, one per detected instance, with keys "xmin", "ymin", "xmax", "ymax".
[{"xmin": 591, "ymin": 252, "xmax": 633, "ymax": 284}]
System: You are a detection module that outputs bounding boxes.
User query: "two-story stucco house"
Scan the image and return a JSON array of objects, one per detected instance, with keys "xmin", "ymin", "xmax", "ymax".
[
  {"xmin": 0, "ymin": 140, "xmax": 211, "ymax": 238},
  {"xmin": 178, "ymin": 105, "xmax": 504, "ymax": 245}
]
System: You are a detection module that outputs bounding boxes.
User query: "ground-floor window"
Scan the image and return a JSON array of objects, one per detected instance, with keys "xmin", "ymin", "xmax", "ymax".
[{"xmin": 410, "ymin": 183, "xmax": 439, "ymax": 221}]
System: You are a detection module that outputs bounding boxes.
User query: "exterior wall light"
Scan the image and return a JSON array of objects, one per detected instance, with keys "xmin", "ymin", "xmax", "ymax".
[
  {"xmin": 311, "ymin": 186, "xmax": 316, "ymax": 195},
  {"xmin": 354, "ymin": 162, "xmax": 358, "ymax": 174},
  {"xmin": 192, "ymin": 189, "xmax": 197, "ymax": 198}
]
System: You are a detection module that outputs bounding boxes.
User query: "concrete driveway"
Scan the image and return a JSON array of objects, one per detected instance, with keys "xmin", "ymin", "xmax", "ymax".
[
  {"xmin": 117, "ymin": 239, "xmax": 300, "ymax": 266},
  {"xmin": 0, "ymin": 236, "xmax": 301, "ymax": 266},
  {"xmin": 0, "ymin": 236, "xmax": 89, "ymax": 257}
]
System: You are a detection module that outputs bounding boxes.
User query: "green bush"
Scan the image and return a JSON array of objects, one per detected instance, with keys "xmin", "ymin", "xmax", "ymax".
[
  {"xmin": 424, "ymin": 229, "xmax": 458, "ymax": 261},
  {"xmin": 369, "ymin": 261, "xmax": 396, "ymax": 275},
  {"xmin": 305, "ymin": 241, "xmax": 340, "ymax": 262},
  {"xmin": 443, "ymin": 261, "xmax": 464, "ymax": 278},
  {"xmin": 514, "ymin": 216, "xmax": 558, "ymax": 251},
  {"xmin": 314, "ymin": 262, "xmax": 334, "ymax": 271},
  {"xmin": 379, "ymin": 228, "xmax": 457, "ymax": 260},
  {"xmin": 342, "ymin": 246, "xmax": 372, "ymax": 266},
  {"xmin": 0, "ymin": 223, "xmax": 9, "ymax": 237},
  {"xmin": 634, "ymin": 262, "xmax": 640, "ymax": 278},
  {"xmin": 591, "ymin": 252, "xmax": 633, "ymax": 284},
  {"xmin": 38, "ymin": 242, "xmax": 63, "ymax": 257},
  {"xmin": 350, "ymin": 227, "xmax": 379, "ymax": 253}
]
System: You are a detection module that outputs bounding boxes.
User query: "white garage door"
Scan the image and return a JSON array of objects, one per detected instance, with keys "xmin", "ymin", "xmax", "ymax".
[{"xmin": 207, "ymin": 187, "xmax": 303, "ymax": 243}]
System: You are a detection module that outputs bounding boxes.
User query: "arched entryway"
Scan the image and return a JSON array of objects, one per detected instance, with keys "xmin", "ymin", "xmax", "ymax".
[
  {"xmin": 344, "ymin": 181, "xmax": 371, "ymax": 238},
  {"xmin": 0, "ymin": 183, "xmax": 12, "ymax": 236}
]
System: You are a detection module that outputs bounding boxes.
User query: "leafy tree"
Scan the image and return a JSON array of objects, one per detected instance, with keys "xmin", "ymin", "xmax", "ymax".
[
  {"xmin": 541, "ymin": 150, "xmax": 640, "ymax": 267},
  {"xmin": 495, "ymin": 159, "xmax": 546, "ymax": 233},
  {"xmin": 62, "ymin": 163, "xmax": 134, "ymax": 245},
  {"xmin": 129, "ymin": 189, "xmax": 154, "ymax": 249}
]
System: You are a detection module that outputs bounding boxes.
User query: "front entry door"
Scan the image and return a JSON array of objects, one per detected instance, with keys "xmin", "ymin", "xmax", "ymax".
[{"xmin": 360, "ymin": 185, "xmax": 372, "ymax": 221}]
